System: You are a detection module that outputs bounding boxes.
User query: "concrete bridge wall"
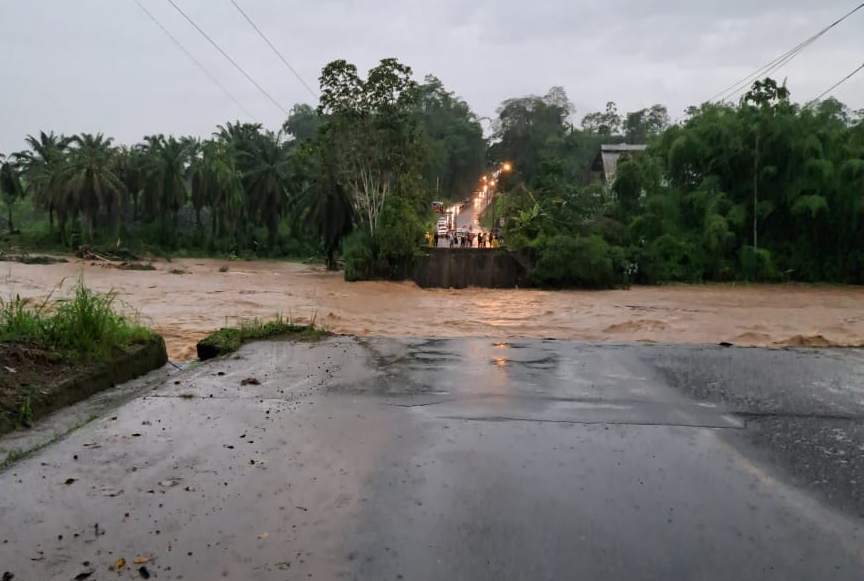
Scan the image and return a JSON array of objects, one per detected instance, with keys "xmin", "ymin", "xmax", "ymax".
[{"xmin": 412, "ymin": 248, "xmax": 529, "ymax": 289}]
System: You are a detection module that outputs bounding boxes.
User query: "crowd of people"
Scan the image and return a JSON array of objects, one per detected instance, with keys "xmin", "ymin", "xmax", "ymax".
[{"xmin": 425, "ymin": 231, "xmax": 501, "ymax": 249}]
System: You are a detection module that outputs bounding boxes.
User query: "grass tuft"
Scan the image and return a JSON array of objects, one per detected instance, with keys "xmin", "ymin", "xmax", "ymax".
[
  {"xmin": 197, "ymin": 314, "xmax": 328, "ymax": 360},
  {"xmin": 0, "ymin": 279, "xmax": 153, "ymax": 360}
]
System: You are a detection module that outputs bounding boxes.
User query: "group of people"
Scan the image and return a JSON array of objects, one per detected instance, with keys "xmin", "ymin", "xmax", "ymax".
[{"xmin": 425, "ymin": 231, "xmax": 500, "ymax": 249}]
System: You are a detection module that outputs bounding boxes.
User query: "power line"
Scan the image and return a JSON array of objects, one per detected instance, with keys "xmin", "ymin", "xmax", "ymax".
[
  {"xmin": 164, "ymin": 0, "xmax": 290, "ymax": 115},
  {"xmin": 227, "ymin": 0, "xmax": 318, "ymax": 100},
  {"xmin": 806, "ymin": 61, "xmax": 864, "ymax": 106},
  {"xmin": 131, "ymin": 0, "xmax": 256, "ymax": 120},
  {"xmin": 707, "ymin": 2, "xmax": 864, "ymax": 103}
]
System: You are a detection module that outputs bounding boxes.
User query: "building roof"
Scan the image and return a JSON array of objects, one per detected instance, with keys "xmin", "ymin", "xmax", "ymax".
[
  {"xmin": 592, "ymin": 143, "xmax": 647, "ymax": 182},
  {"xmin": 600, "ymin": 144, "xmax": 647, "ymax": 153}
]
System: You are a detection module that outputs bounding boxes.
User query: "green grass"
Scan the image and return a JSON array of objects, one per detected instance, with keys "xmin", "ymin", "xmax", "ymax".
[
  {"xmin": 0, "ymin": 279, "xmax": 153, "ymax": 360},
  {"xmin": 198, "ymin": 314, "xmax": 328, "ymax": 359}
]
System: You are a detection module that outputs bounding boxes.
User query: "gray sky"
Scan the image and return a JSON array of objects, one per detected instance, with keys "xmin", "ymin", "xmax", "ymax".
[{"xmin": 2, "ymin": 0, "xmax": 862, "ymax": 149}]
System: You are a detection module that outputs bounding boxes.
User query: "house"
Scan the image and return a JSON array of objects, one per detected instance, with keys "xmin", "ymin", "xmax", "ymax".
[{"xmin": 590, "ymin": 144, "xmax": 647, "ymax": 183}]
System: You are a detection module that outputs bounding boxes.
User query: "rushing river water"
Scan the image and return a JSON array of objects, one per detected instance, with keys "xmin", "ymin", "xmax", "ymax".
[{"xmin": 3, "ymin": 258, "xmax": 863, "ymax": 360}]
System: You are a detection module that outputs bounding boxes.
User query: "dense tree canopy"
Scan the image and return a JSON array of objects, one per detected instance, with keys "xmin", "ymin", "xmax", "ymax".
[
  {"xmin": 492, "ymin": 80, "xmax": 863, "ymax": 286},
  {"xmin": 1, "ymin": 67, "xmax": 860, "ymax": 287}
]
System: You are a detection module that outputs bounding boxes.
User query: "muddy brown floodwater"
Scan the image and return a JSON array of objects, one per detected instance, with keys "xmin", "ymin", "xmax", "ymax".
[{"xmin": 2, "ymin": 258, "xmax": 863, "ymax": 360}]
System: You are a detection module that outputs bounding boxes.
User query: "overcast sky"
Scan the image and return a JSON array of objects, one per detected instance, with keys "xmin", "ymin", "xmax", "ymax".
[{"xmin": 2, "ymin": 0, "xmax": 862, "ymax": 149}]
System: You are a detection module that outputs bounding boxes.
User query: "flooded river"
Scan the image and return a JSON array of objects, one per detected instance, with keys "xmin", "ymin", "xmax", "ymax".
[{"xmin": 2, "ymin": 258, "xmax": 863, "ymax": 360}]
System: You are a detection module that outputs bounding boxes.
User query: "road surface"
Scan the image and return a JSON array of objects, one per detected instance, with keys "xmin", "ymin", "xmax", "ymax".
[{"xmin": 1, "ymin": 338, "xmax": 862, "ymax": 580}]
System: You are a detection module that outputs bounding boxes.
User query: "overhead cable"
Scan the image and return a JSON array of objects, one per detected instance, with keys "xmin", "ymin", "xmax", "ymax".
[
  {"xmin": 164, "ymin": 0, "xmax": 290, "ymax": 115},
  {"xmin": 227, "ymin": 0, "xmax": 318, "ymax": 100},
  {"xmin": 707, "ymin": 2, "xmax": 864, "ymax": 103},
  {"xmin": 131, "ymin": 0, "xmax": 256, "ymax": 119}
]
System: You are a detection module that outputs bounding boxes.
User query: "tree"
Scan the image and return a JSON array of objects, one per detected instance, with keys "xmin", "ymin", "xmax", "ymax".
[
  {"xmin": 490, "ymin": 88, "xmax": 573, "ymax": 180},
  {"xmin": 282, "ymin": 104, "xmax": 321, "ymax": 144},
  {"xmin": 115, "ymin": 145, "xmax": 145, "ymax": 223},
  {"xmin": 0, "ymin": 159, "xmax": 23, "ymax": 232},
  {"xmin": 743, "ymin": 78, "xmax": 791, "ymax": 249},
  {"xmin": 581, "ymin": 102, "xmax": 622, "ymax": 135},
  {"xmin": 416, "ymin": 76, "xmax": 487, "ymax": 200},
  {"xmin": 15, "ymin": 132, "xmax": 73, "ymax": 238},
  {"xmin": 140, "ymin": 135, "xmax": 191, "ymax": 239},
  {"xmin": 317, "ymin": 58, "xmax": 424, "ymax": 238},
  {"xmin": 240, "ymin": 131, "xmax": 292, "ymax": 249},
  {"xmin": 293, "ymin": 142, "xmax": 354, "ymax": 270},
  {"xmin": 63, "ymin": 133, "xmax": 125, "ymax": 243},
  {"xmin": 623, "ymin": 105, "xmax": 670, "ymax": 142}
]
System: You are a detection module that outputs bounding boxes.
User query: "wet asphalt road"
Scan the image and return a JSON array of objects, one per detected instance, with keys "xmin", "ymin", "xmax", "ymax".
[{"xmin": 1, "ymin": 337, "xmax": 862, "ymax": 580}]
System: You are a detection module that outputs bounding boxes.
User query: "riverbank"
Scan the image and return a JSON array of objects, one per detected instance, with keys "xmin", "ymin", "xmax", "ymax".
[{"xmin": 2, "ymin": 257, "xmax": 862, "ymax": 360}]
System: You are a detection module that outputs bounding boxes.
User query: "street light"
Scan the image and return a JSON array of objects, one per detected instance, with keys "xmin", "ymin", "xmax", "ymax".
[{"xmin": 489, "ymin": 161, "xmax": 513, "ymax": 236}]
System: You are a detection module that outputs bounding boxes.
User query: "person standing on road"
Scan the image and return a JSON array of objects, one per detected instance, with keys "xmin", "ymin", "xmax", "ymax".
[{"xmin": 433, "ymin": 232, "xmax": 439, "ymax": 248}]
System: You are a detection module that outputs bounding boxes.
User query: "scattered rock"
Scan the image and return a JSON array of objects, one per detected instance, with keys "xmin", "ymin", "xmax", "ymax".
[
  {"xmin": 138, "ymin": 566, "xmax": 151, "ymax": 579},
  {"xmin": 64, "ymin": 478, "xmax": 76, "ymax": 485},
  {"xmin": 241, "ymin": 377, "xmax": 261, "ymax": 386}
]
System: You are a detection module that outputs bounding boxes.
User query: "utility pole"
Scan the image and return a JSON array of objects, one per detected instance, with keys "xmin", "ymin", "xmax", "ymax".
[{"xmin": 753, "ymin": 132, "xmax": 759, "ymax": 250}]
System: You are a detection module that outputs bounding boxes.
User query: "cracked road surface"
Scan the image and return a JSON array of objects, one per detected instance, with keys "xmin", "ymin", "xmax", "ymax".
[{"xmin": 1, "ymin": 337, "xmax": 862, "ymax": 580}]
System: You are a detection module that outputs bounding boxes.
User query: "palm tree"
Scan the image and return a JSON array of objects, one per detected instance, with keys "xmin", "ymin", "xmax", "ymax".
[
  {"xmin": 140, "ymin": 135, "xmax": 191, "ymax": 238},
  {"xmin": 0, "ymin": 157, "xmax": 24, "ymax": 233},
  {"xmin": 188, "ymin": 139, "xmax": 208, "ymax": 228},
  {"xmin": 63, "ymin": 133, "xmax": 125, "ymax": 243},
  {"xmin": 240, "ymin": 131, "xmax": 292, "ymax": 249},
  {"xmin": 15, "ymin": 132, "xmax": 73, "ymax": 240},
  {"xmin": 115, "ymin": 145, "xmax": 145, "ymax": 222},
  {"xmin": 294, "ymin": 143, "xmax": 354, "ymax": 269}
]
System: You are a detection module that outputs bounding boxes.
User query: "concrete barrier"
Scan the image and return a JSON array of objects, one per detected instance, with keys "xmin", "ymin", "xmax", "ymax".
[{"xmin": 412, "ymin": 248, "xmax": 529, "ymax": 289}]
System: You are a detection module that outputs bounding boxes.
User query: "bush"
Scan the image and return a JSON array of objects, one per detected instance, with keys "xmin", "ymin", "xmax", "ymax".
[
  {"xmin": 342, "ymin": 229, "xmax": 375, "ymax": 282},
  {"xmin": 739, "ymin": 246, "xmax": 778, "ymax": 282},
  {"xmin": 342, "ymin": 197, "xmax": 425, "ymax": 282},
  {"xmin": 530, "ymin": 234, "xmax": 621, "ymax": 288},
  {"xmin": 639, "ymin": 234, "xmax": 694, "ymax": 283},
  {"xmin": 377, "ymin": 197, "xmax": 424, "ymax": 263}
]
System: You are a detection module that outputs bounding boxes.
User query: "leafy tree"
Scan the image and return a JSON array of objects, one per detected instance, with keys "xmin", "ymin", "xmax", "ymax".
[
  {"xmin": 416, "ymin": 76, "xmax": 486, "ymax": 200},
  {"xmin": 317, "ymin": 58, "xmax": 425, "ymax": 238},
  {"xmin": 581, "ymin": 102, "xmax": 622, "ymax": 136},
  {"xmin": 282, "ymin": 104, "xmax": 320, "ymax": 144},
  {"xmin": 623, "ymin": 105, "xmax": 670, "ymax": 142}
]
